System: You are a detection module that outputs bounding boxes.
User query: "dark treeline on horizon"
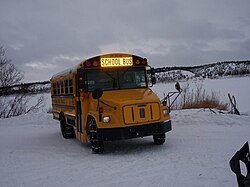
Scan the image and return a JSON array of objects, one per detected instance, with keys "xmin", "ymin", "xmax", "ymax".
[{"xmin": 1, "ymin": 60, "xmax": 249, "ymax": 96}]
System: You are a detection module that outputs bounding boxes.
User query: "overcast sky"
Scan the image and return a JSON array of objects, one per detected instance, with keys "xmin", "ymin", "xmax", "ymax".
[{"xmin": 1, "ymin": 0, "xmax": 250, "ymax": 82}]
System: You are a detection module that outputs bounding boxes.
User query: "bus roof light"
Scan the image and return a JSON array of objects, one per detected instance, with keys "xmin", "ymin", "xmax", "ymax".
[
  {"xmin": 142, "ymin": 58, "xmax": 147, "ymax": 65},
  {"xmin": 135, "ymin": 60, "xmax": 140, "ymax": 65},
  {"xmin": 93, "ymin": 61, "xmax": 98, "ymax": 67},
  {"xmin": 86, "ymin": 61, "xmax": 91, "ymax": 67}
]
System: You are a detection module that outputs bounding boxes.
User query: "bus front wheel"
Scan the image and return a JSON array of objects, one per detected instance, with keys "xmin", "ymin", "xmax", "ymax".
[
  {"xmin": 89, "ymin": 118, "xmax": 104, "ymax": 154},
  {"xmin": 153, "ymin": 133, "xmax": 166, "ymax": 145}
]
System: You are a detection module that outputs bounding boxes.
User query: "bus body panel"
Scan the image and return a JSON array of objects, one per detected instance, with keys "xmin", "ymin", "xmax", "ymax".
[{"xmin": 86, "ymin": 88, "xmax": 170, "ymax": 129}]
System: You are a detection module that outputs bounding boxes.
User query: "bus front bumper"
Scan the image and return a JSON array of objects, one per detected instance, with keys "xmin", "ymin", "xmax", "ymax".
[{"xmin": 97, "ymin": 120, "xmax": 172, "ymax": 141}]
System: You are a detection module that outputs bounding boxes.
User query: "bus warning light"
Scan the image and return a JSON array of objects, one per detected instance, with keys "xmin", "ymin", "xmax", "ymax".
[
  {"xmin": 93, "ymin": 61, "xmax": 98, "ymax": 67},
  {"xmin": 86, "ymin": 61, "xmax": 91, "ymax": 67},
  {"xmin": 135, "ymin": 60, "xmax": 140, "ymax": 65}
]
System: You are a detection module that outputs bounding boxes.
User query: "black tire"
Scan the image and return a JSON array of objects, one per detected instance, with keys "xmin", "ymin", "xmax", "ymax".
[
  {"xmin": 60, "ymin": 119, "xmax": 76, "ymax": 139},
  {"xmin": 89, "ymin": 118, "xmax": 104, "ymax": 154},
  {"xmin": 153, "ymin": 133, "xmax": 166, "ymax": 145}
]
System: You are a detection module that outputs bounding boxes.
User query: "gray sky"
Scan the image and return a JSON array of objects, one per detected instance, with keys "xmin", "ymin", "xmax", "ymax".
[{"xmin": 1, "ymin": 0, "xmax": 250, "ymax": 82}]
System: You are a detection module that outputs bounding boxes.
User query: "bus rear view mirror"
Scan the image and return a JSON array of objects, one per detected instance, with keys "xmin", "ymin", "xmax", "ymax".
[
  {"xmin": 150, "ymin": 68, "xmax": 156, "ymax": 75},
  {"xmin": 175, "ymin": 82, "xmax": 181, "ymax": 92},
  {"xmin": 92, "ymin": 88, "xmax": 103, "ymax": 100},
  {"xmin": 151, "ymin": 77, "xmax": 156, "ymax": 85}
]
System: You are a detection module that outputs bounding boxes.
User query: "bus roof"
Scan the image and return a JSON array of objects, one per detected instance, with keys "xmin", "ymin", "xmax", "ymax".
[
  {"xmin": 51, "ymin": 64, "xmax": 79, "ymax": 80},
  {"xmin": 51, "ymin": 53, "xmax": 147, "ymax": 80}
]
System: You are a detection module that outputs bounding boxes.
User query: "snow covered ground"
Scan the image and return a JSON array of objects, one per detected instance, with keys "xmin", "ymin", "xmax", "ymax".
[{"xmin": 0, "ymin": 77, "xmax": 250, "ymax": 187}]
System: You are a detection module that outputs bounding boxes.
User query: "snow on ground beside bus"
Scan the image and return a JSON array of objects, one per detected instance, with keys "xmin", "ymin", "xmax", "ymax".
[{"xmin": 0, "ymin": 76, "xmax": 250, "ymax": 187}]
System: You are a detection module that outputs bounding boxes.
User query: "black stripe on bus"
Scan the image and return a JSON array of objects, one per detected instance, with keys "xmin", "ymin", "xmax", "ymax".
[
  {"xmin": 52, "ymin": 104, "xmax": 75, "ymax": 109},
  {"xmin": 51, "ymin": 94, "xmax": 74, "ymax": 98}
]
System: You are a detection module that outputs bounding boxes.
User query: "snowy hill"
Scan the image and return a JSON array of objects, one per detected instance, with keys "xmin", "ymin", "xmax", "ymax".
[
  {"xmin": 156, "ymin": 60, "xmax": 250, "ymax": 82},
  {"xmin": 0, "ymin": 81, "xmax": 50, "ymax": 96},
  {"xmin": 0, "ymin": 77, "xmax": 249, "ymax": 187}
]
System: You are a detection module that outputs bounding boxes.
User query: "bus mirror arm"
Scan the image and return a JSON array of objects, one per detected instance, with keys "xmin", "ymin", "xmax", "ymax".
[
  {"xmin": 92, "ymin": 88, "xmax": 104, "ymax": 122},
  {"xmin": 161, "ymin": 82, "xmax": 182, "ymax": 112}
]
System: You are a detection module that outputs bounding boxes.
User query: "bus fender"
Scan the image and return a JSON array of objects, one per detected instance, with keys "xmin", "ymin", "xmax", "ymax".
[{"xmin": 86, "ymin": 113, "xmax": 99, "ymax": 132}]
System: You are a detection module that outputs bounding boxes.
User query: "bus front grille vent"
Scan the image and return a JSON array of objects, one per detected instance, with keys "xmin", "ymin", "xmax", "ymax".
[{"xmin": 123, "ymin": 103, "xmax": 160, "ymax": 125}]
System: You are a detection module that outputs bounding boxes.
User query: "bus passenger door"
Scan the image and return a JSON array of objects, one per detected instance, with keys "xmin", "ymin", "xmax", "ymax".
[{"xmin": 76, "ymin": 69, "xmax": 87, "ymax": 143}]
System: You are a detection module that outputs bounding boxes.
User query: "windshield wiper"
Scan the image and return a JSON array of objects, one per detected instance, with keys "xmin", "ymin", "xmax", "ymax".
[
  {"xmin": 100, "ymin": 100, "xmax": 117, "ymax": 110},
  {"xmin": 101, "ymin": 69, "xmax": 117, "ymax": 88},
  {"xmin": 118, "ymin": 66, "xmax": 132, "ymax": 79}
]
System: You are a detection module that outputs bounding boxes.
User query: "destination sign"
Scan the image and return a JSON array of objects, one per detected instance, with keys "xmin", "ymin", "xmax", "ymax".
[{"xmin": 100, "ymin": 57, "xmax": 133, "ymax": 67}]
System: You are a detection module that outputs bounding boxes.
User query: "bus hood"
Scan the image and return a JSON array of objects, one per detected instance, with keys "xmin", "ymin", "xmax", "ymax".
[
  {"xmin": 99, "ymin": 88, "xmax": 162, "ymax": 125},
  {"xmin": 100, "ymin": 88, "xmax": 160, "ymax": 105}
]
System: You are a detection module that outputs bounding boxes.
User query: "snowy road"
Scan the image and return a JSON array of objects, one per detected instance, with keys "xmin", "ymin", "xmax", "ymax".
[{"xmin": 0, "ymin": 109, "xmax": 249, "ymax": 187}]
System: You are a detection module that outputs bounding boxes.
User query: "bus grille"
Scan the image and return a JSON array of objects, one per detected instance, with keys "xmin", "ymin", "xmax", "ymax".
[{"xmin": 123, "ymin": 103, "xmax": 160, "ymax": 125}]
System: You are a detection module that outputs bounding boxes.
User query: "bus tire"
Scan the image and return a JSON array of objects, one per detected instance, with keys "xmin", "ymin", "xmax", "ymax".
[
  {"xmin": 153, "ymin": 133, "xmax": 165, "ymax": 145},
  {"xmin": 60, "ymin": 119, "xmax": 76, "ymax": 139},
  {"xmin": 89, "ymin": 118, "xmax": 104, "ymax": 154}
]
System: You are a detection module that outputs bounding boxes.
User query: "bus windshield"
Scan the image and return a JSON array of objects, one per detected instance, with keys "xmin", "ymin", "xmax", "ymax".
[{"xmin": 86, "ymin": 67, "xmax": 147, "ymax": 91}]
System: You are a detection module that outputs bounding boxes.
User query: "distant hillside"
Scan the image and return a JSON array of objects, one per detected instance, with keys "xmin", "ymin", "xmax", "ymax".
[
  {"xmin": 1, "ymin": 60, "xmax": 249, "ymax": 95},
  {"xmin": 0, "ymin": 81, "xmax": 50, "ymax": 96},
  {"xmin": 155, "ymin": 60, "xmax": 250, "ymax": 82}
]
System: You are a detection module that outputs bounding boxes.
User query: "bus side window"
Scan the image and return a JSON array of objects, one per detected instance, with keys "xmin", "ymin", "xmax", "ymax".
[
  {"xmin": 56, "ymin": 82, "xmax": 60, "ymax": 95},
  {"xmin": 53, "ymin": 83, "xmax": 57, "ymax": 95},
  {"xmin": 61, "ymin": 81, "xmax": 64, "ymax": 94},
  {"xmin": 65, "ymin": 80, "xmax": 69, "ymax": 94},
  {"xmin": 69, "ymin": 79, "xmax": 73, "ymax": 93}
]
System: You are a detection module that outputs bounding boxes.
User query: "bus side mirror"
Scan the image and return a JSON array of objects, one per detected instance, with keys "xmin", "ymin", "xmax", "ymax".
[
  {"xmin": 152, "ymin": 77, "xmax": 156, "ymax": 85},
  {"xmin": 150, "ymin": 68, "xmax": 155, "ymax": 75},
  {"xmin": 92, "ymin": 88, "xmax": 103, "ymax": 100},
  {"xmin": 149, "ymin": 67, "xmax": 156, "ymax": 86},
  {"xmin": 175, "ymin": 82, "xmax": 181, "ymax": 92}
]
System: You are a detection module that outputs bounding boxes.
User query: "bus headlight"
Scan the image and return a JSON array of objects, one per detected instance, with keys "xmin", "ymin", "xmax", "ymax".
[
  {"xmin": 102, "ymin": 116, "xmax": 111, "ymax": 123},
  {"xmin": 163, "ymin": 109, "xmax": 169, "ymax": 116}
]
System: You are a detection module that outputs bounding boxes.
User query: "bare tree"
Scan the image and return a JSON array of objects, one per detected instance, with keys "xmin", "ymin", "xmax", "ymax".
[
  {"xmin": 0, "ymin": 95, "xmax": 45, "ymax": 118},
  {"xmin": 0, "ymin": 46, "xmax": 24, "ymax": 87},
  {"xmin": 0, "ymin": 45, "xmax": 45, "ymax": 118}
]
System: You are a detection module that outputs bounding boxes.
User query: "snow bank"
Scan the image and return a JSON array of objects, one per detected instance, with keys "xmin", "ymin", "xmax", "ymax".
[{"xmin": 0, "ymin": 109, "xmax": 249, "ymax": 187}]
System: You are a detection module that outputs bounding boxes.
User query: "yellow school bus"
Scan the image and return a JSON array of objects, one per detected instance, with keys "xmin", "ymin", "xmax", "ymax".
[{"xmin": 50, "ymin": 53, "xmax": 171, "ymax": 153}]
